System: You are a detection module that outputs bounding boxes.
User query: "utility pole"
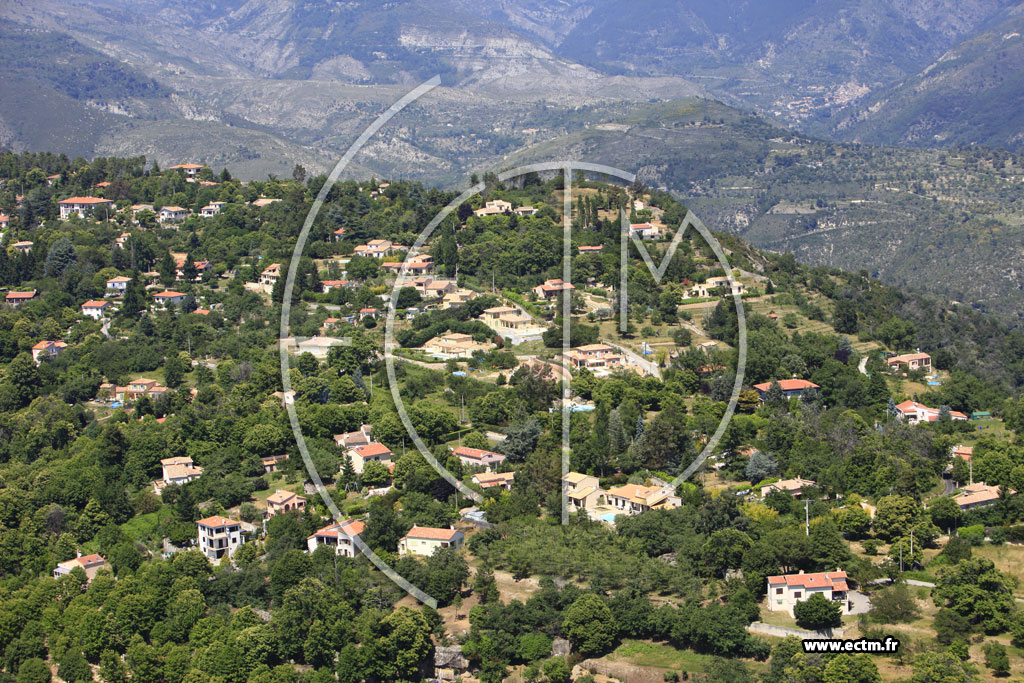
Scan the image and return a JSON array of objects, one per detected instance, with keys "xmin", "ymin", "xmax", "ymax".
[
  {"xmin": 910, "ymin": 530, "xmax": 914, "ymax": 559},
  {"xmin": 969, "ymin": 458, "xmax": 973, "ymax": 485},
  {"xmin": 899, "ymin": 539, "xmax": 904, "ymax": 573},
  {"xmin": 805, "ymin": 499, "xmax": 810, "ymax": 536}
]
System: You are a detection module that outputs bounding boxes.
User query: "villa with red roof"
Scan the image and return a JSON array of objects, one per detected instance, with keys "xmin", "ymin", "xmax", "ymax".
[
  {"xmin": 767, "ymin": 570, "xmax": 852, "ymax": 616},
  {"xmin": 5, "ymin": 290, "xmax": 36, "ymax": 307},
  {"xmin": 954, "ymin": 482, "xmax": 1015, "ymax": 511},
  {"xmin": 307, "ymin": 519, "xmax": 366, "ymax": 557},
  {"xmin": 398, "ymin": 526, "xmax": 465, "ymax": 557},
  {"xmin": 532, "ymin": 278, "xmax": 575, "ymax": 299},
  {"xmin": 81, "ymin": 300, "xmax": 112, "ymax": 320},
  {"xmin": 169, "ymin": 163, "xmax": 205, "ymax": 178},
  {"xmin": 154, "ymin": 291, "xmax": 187, "ymax": 308},
  {"xmin": 32, "ymin": 340, "xmax": 67, "ymax": 365},
  {"xmin": 343, "ymin": 441, "xmax": 393, "ymax": 474},
  {"xmin": 452, "ymin": 446, "xmax": 506, "ymax": 471},
  {"xmin": 894, "ymin": 400, "xmax": 967, "ymax": 425},
  {"xmin": 753, "ymin": 379, "xmax": 820, "ymax": 401},
  {"xmin": 59, "ymin": 197, "xmax": 114, "ymax": 220},
  {"xmin": 260, "ymin": 263, "xmax": 281, "ymax": 286},
  {"xmin": 54, "ymin": 553, "xmax": 107, "ymax": 582}
]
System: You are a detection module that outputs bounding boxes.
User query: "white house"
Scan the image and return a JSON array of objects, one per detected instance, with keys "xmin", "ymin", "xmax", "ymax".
[
  {"xmin": 153, "ymin": 291, "xmax": 187, "ymax": 309},
  {"xmin": 307, "ymin": 519, "xmax": 366, "ymax": 557},
  {"xmin": 200, "ymin": 202, "xmax": 226, "ymax": 217},
  {"xmin": 31, "ymin": 340, "xmax": 67, "ymax": 365},
  {"xmin": 59, "ymin": 197, "xmax": 114, "ymax": 220},
  {"xmin": 159, "ymin": 206, "xmax": 189, "ymax": 222},
  {"xmin": 153, "ymin": 456, "xmax": 203, "ymax": 494},
  {"xmin": 197, "ymin": 516, "xmax": 246, "ymax": 561},
  {"xmin": 398, "ymin": 526, "xmax": 465, "ymax": 557},
  {"xmin": 894, "ymin": 400, "xmax": 967, "ymax": 425},
  {"xmin": 767, "ymin": 570, "xmax": 851, "ymax": 617},
  {"xmin": 260, "ymin": 263, "xmax": 281, "ymax": 286},
  {"xmin": 106, "ymin": 276, "xmax": 132, "ymax": 295},
  {"xmin": 472, "ymin": 471, "xmax": 515, "ymax": 490},
  {"xmin": 81, "ymin": 299, "xmax": 112, "ymax": 320},
  {"xmin": 605, "ymin": 483, "xmax": 680, "ymax": 515},
  {"xmin": 629, "ymin": 222, "xmax": 660, "ymax": 239},
  {"xmin": 761, "ymin": 477, "xmax": 816, "ymax": 499},
  {"xmin": 169, "ymin": 163, "xmax": 205, "ymax": 178}
]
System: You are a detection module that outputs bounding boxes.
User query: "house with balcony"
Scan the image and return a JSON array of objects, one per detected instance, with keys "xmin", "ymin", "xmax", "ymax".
[
  {"xmin": 894, "ymin": 400, "xmax": 967, "ymax": 425},
  {"xmin": 354, "ymin": 239, "xmax": 394, "ymax": 259},
  {"xmin": 32, "ymin": 340, "xmax": 67, "ymax": 365},
  {"xmin": 169, "ymin": 163, "xmax": 205, "ymax": 178},
  {"xmin": 153, "ymin": 291, "xmax": 187, "ymax": 309},
  {"xmin": 200, "ymin": 202, "xmax": 226, "ymax": 217},
  {"xmin": 422, "ymin": 332, "xmax": 493, "ymax": 359},
  {"xmin": 106, "ymin": 276, "xmax": 132, "ymax": 295},
  {"xmin": 266, "ymin": 489, "xmax": 307, "ymax": 516},
  {"xmin": 307, "ymin": 519, "xmax": 366, "ymax": 557},
  {"xmin": 260, "ymin": 263, "xmax": 281, "ymax": 287},
  {"xmin": 197, "ymin": 516, "xmax": 247, "ymax": 561},
  {"xmin": 53, "ymin": 553, "xmax": 107, "ymax": 582},
  {"xmin": 59, "ymin": 197, "xmax": 114, "ymax": 220},
  {"xmin": 563, "ymin": 472, "xmax": 602, "ymax": 512}
]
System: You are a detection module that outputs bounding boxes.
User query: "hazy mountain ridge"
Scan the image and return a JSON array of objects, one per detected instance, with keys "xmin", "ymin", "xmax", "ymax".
[{"xmin": 826, "ymin": 12, "xmax": 1024, "ymax": 150}]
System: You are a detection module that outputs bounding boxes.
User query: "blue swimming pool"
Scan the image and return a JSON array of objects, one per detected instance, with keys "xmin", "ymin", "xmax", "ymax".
[{"xmin": 600, "ymin": 513, "xmax": 617, "ymax": 522}]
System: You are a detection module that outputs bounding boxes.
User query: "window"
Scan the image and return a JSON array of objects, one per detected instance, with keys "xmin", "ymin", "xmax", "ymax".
[
  {"xmin": 794, "ymin": 591, "xmax": 802, "ymax": 598},
  {"xmin": 775, "ymin": 588, "xmax": 783, "ymax": 595}
]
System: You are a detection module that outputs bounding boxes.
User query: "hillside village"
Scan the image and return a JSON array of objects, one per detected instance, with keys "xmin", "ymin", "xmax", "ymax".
[{"xmin": 2, "ymin": 152, "xmax": 1024, "ymax": 681}]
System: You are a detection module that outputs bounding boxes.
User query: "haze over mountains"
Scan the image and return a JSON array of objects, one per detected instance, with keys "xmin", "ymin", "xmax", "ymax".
[{"xmin": 3, "ymin": 0, "xmax": 1024, "ymax": 313}]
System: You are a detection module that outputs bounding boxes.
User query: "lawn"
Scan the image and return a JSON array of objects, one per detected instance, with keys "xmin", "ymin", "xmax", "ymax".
[
  {"xmin": 120, "ymin": 506, "xmax": 175, "ymax": 544},
  {"xmin": 972, "ymin": 543, "xmax": 1024, "ymax": 594},
  {"xmin": 606, "ymin": 639, "xmax": 768, "ymax": 676}
]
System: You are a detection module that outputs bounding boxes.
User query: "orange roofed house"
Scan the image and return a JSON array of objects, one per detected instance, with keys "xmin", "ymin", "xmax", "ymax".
[
  {"xmin": 343, "ymin": 441, "xmax": 393, "ymax": 474},
  {"xmin": 767, "ymin": 570, "xmax": 852, "ymax": 617},
  {"xmin": 894, "ymin": 401, "xmax": 967, "ymax": 425},
  {"xmin": 54, "ymin": 553, "xmax": 107, "ymax": 581},
  {"xmin": 307, "ymin": 519, "xmax": 366, "ymax": 557},
  {"xmin": 452, "ymin": 446, "xmax": 506, "ymax": 471},
  {"xmin": 32, "ymin": 340, "xmax": 67, "ymax": 364},
  {"xmin": 398, "ymin": 526, "xmax": 465, "ymax": 557},
  {"xmin": 59, "ymin": 197, "xmax": 114, "ymax": 220},
  {"xmin": 533, "ymin": 278, "xmax": 574, "ymax": 299},
  {"xmin": 753, "ymin": 379, "xmax": 819, "ymax": 401},
  {"xmin": 954, "ymin": 482, "xmax": 1015, "ymax": 511}
]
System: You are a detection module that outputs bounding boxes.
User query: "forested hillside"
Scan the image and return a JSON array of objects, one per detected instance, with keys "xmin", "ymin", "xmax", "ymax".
[{"xmin": 3, "ymin": 151, "xmax": 1024, "ymax": 680}]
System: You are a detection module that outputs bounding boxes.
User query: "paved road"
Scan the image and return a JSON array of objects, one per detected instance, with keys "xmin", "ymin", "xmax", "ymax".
[{"xmin": 604, "ymin": 340, "xmax": 661, "ymax": 379}]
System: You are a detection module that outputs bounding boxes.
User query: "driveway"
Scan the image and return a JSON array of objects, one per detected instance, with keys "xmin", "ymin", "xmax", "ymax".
[{"xmin": 847, "ymin": 589, "xmax": 872, "ymax": 615}]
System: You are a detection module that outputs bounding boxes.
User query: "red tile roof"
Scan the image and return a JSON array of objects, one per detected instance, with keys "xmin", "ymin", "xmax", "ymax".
[
  {"xmin": 59, "ymin": 196, "xmax": 113, "ymax": 204},
  {"xmin": 767, "ymin": 570, "xmax": 848, "ymax": 591},
  {"xmin": 196, "ymin": 515, "xmax": 239, "ymax": 528},
  {"xmin": 353, "ymin": 442, "xmax": 392, "ymax": 459},
  {"xmin": 753, "ymin": 379, "xmax": 820, "ymax": 392},
  {"xmin": 403, "ymin": 525, "xmax": 460, "ymax": 541}
]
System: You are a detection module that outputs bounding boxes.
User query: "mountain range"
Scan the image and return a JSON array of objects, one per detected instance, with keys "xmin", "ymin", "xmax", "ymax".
[{"xmin": 2, "ymin": 1, "xmax": 1024, "ymax": 314}]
